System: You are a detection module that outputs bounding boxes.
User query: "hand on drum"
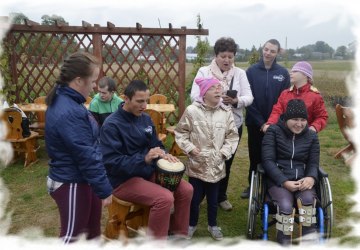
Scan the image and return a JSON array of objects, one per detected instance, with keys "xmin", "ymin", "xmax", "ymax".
[{"xmin": 145, "ymin": 147, "xmax": 179, "ymax": 164}]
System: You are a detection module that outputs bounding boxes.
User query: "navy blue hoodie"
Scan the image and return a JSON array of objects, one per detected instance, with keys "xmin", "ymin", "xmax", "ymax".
[
  {"xmin": 245, "ymin": 58, "xmax": 290, "ymax": 127},
  {"xmin": 100, "ymin": 104, "xmax": 165, "ymax": 188},
  {"xmin": 45, "ymin": 86, "xmax": 112, "ymax": 199}
]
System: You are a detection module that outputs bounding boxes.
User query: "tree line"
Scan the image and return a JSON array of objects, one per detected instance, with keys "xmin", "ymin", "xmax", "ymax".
[{"xmin": 186, "ymin": 39, "xmax": 355, "ymax": 63}]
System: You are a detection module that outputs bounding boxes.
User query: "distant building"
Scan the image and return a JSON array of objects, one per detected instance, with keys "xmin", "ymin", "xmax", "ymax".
[
  {"xmin": 293, "ymin": 53, "xmax": 304, "ymax": 58},
  {"xmin": 186, "ymin": 53, "xmax": 198, "ymax": 61},
  {"xmin": 138, "ymin": 55, "xmax": 156, "ymax": 62}
]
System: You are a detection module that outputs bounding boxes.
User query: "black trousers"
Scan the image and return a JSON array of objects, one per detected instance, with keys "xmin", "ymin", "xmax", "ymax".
[
  {"xmin": 218, "ymin": 125, "xmax": 243, "ymax": 203},
  {"xmin": 246, "ymin": 125, "xmax": 265, "ymax": 185}
]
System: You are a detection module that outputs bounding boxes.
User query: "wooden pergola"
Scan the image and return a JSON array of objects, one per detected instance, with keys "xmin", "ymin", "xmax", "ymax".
[{"xmin": 3, "ymin": 19, "xmax": 208, "ymax": 121}]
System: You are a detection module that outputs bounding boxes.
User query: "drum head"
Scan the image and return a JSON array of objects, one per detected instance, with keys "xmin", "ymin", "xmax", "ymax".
[{"xmin": 157, "ymin": 159, "xmax": 185, "ymax": 172}]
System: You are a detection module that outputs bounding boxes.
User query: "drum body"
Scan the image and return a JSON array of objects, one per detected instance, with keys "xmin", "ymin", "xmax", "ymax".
[{"xmin": 156, "ymin": 159, "xmax": 185, "ymax": 191}]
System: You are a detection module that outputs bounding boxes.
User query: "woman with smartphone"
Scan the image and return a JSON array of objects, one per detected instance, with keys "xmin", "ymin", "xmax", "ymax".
[{"xmin": 190, "ymin": 37, "xmax": 253, "ymax": 211}]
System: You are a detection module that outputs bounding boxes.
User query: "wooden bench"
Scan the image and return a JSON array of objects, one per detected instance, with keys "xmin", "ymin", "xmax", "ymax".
[
  {"xmin": 2, "ymin": 107, "xmax": 40, "ymax": 167},
  {"xmin": 334, "ymin": 104, "xmax": 356, "ymax": 165}
]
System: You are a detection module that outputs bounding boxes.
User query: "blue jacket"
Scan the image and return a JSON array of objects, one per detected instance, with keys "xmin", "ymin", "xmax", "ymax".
[
  {"xmin": 45, "ymin": 86, "xmax": 112, "ymax": 199},
  {"xmin": 100, "ymin": 104, "xmax": 165, "ymax": 188},
  {"xmin": 245, "ymin": 58, "xmax": 290, "ymax": 127}
]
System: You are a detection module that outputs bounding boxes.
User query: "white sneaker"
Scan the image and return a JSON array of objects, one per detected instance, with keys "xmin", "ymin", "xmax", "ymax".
[
  {"xmin": 208, "ymin": 226, "xmax": 223, "ymax": 240},
  {"xmin": 187, "ymin": 226, "xmax": 197, "ymax": 239},
  {"xmin": 219, "ymin": 200, "xmax": 233, "ymax": 211}
]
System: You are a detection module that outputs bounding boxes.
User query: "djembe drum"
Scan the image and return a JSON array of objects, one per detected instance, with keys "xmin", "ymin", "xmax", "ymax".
[{"xmin": 155, "ymin": 159, "xmax": 185, "ymax": 192}]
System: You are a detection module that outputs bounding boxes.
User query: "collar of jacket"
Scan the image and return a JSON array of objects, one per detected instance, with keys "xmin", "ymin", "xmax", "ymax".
[
  {"xmin": 56, "ymin": 86, "xmax": 86, "ymax": 104},
  {"xmin": 258, "ymin": 57, "xmax": 278, "ymax": 70},
  {"xmin": 118, "ymin": 103, "xmax": 141, "ymax": 122},
  {"xmin": 289, "ymin": 83, "xmax": 312, "ymax": 93},
  {"xmin": 194, "ymin": 100, "xmax": 231, "ymax": 111}
]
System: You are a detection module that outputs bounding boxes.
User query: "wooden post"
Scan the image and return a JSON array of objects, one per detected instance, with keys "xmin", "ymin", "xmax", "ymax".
[
  {"xmin": 178, "ymin": 27, "xmax": 187, "ymax": 117},
  {"xmin": 92, "ymin": 24, "xmax": 103, "ymax": 79}
]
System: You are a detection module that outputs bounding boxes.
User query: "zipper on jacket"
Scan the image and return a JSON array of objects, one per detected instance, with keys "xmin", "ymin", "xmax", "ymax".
[
  {"xmin": 265, "ymin": 70, "xmax": 269, "ymax": 98},
  {"xmin": 290, "ymin": 134, "xmax": 295, "ymax": 169}
]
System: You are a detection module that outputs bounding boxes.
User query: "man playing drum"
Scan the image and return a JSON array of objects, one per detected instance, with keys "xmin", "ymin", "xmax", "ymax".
[{"xmin": 100, "ymin": 80, "xmax": 193, "ymax": 241}]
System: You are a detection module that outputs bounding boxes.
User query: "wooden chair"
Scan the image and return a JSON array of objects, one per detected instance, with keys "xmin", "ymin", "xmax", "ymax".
[
  {"xmin": 2, "ymin": 108, "xmax": 40, "ymax": 167},
  {"xmin": 104, "ymin": 196, "xmax": 149, "ymax": 240},
  {"xmin": 149, "ymin": 94, "xmax": 168, "ymax": 133},
  {"xmin": 149, "ymin": 94, "xmax": 167, "ymax": 104},
  {"xmin": 86, "ymin": 96, "xmax": 93, "ymax": 104},
  {"xmin": 29, "ymin": 96, "xmax": 46, "ymax": 136},
  {"xmin": 165, "ymin": 125, "xmax": 184, "ymax": 156},
  {"xmin": 144, "ymin": 109, "xmax": 167, "ymax": 142},
  {"xmin": 334, "ymin": 104, "xmax": 356, "ymax": 165}
]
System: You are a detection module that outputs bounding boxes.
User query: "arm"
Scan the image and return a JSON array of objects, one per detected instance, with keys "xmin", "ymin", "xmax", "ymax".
[
  {"xmin": 100, "ymin": 122, "xmax": 155, "ymax": 179},
  {"xmin": 266, "ymin": 91, "xmax": 286, "ymax": 125},
  {"xmin": 261, "ymin": 126, "xmax": 288, "ymax": 186},
  {"xmin": 219, "ymin": 111, "xmax": 240, "ymax": 160},
  {"xmin": 305, "ymin": 132, "xmax": 320, "ymax": 182},
  {"xmin": 309, "ymin": 95, "xmax": 328, "ymax": 132},
  {"xmin": 61, "ymin": 112, "xmax": 112, "ymax": 199},
  {"xmin": 245, "ymin": 69, "xmax": 267, "ymax": 127},
  {"xmin": 298, "ymin": 132, "xmax": 320, "ymax": 190},
  {"xmin": 174, "ymin": 108, "xmax": 197, "ymax": 154},
  {"xmin": 233, "ymin": 68, "xmax": 254, "ymax": 109}
]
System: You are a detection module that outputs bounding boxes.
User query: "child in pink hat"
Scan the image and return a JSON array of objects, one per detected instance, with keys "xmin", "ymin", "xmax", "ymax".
[
  {"xmin": 263, "ymin": 61, "xmax": 328, "ymax": 133},
  {"xmin": 195, "ymin": 77, "xmax": 223, "ymax": 105},
  {"xmin": 175, "ymin": 76, "xmax": 239, "ymax": 240}
]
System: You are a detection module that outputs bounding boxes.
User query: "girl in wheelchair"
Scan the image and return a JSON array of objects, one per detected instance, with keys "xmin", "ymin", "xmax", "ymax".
[{"xmin": 262, "ymin": 99, "xmax": 319, "ymax": 245}]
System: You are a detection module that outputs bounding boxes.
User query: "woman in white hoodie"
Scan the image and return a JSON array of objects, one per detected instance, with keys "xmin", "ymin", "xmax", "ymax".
[{"xmin": 190, "ymin": 37, "xmax": 253, "ymax": 211}]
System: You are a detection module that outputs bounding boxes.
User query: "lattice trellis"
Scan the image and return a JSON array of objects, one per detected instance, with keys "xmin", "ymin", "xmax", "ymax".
[{"xmin": 3, "ymin": 20, "xmax": 208, "ymax": 122}]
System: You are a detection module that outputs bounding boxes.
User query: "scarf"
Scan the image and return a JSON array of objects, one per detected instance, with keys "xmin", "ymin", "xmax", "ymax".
[{"xmin": 209, "ymin": 58, "xmax": 235, "ymax": 91}]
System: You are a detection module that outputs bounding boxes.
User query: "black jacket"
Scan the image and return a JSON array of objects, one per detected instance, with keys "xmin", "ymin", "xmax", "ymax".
[{"xmin": 261, "ymin": 118, "xmax": 319, "ymax": 188}]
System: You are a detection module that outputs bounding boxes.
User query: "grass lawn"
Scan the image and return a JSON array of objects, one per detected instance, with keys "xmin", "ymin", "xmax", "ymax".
[
  {"xmin": 0, "ymin": 114, "xmax": 358, "ymax": 245},
  {"xmin": 0, "ymin": 60, "xmax": 359, "ymax": 246}
]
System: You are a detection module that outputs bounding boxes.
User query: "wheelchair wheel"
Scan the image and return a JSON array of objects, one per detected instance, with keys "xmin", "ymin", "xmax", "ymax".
[
  {"xmin": 319, "ymin": 175, "xmax": 333, "ymax": 239},
  {"xmin": 246, "ymin": 170, "xmax": 261, "ymax": 239}
]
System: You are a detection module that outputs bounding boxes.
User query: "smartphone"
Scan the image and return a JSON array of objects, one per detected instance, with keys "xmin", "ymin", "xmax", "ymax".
[{"xmin": 226, "ymin": 90, "xmax": 238, "ymax": 98}]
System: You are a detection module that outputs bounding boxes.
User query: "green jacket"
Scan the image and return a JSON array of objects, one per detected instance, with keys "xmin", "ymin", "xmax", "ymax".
[{"xmin": 89, "ymin": 93, "xmax": 123, "ymax": 126}]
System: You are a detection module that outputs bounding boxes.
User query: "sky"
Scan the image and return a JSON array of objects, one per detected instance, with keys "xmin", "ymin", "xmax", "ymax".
[
  {"xmin": 0, "ymin": 0, "xmax": 360, "ymax": 249},
  {"xmin": 0, "ymin": 0, "xmax": 358, "ymax": 51}
]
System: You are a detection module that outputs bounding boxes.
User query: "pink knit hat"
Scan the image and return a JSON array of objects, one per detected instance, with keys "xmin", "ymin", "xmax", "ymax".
[
  {"xmin": 195, "ymin": 77, "xmax": 220, "ymax": 98},
  {"xmin": 291, "ymin": 61, "xmax": 313, "ymax": 80}
]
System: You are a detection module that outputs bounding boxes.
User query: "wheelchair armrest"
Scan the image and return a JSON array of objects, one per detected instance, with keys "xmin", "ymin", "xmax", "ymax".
[
  {"xmin": 318, "ymin": 167, "xmax": 328, "ymax": 178},
  {"xmin": 257, "ymin": 163, "xmax": 265, "ymax": 174}
]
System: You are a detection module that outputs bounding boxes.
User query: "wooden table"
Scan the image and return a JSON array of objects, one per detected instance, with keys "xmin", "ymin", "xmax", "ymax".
[
  {"xmin": 17, "ymin": 103, "xmax": 47, "ymax": 112},
  {"xmin": 146, "ymin": 104, "xmax": 175, "ymax": 113},
  {"xmin": 18, "ymin": 103, "xmax": 90, "ymax": 112},
  {"xmin": 18, "ymin": 103, "xmax": 175, "ymax": 116}
]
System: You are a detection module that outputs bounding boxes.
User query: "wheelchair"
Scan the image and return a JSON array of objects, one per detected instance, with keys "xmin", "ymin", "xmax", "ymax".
[{"xmin": 246, "ymin": 164, "xmax": 333, "ymax": 243}]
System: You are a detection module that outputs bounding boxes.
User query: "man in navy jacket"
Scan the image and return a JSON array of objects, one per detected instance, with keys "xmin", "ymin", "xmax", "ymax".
[
  {"xmin": 243, "ymin": 39, "xmax": 290, "ymax": 199},
  {"xmin": 100, "ymin": 80, "xmax": 193, "ymax": 240}
]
